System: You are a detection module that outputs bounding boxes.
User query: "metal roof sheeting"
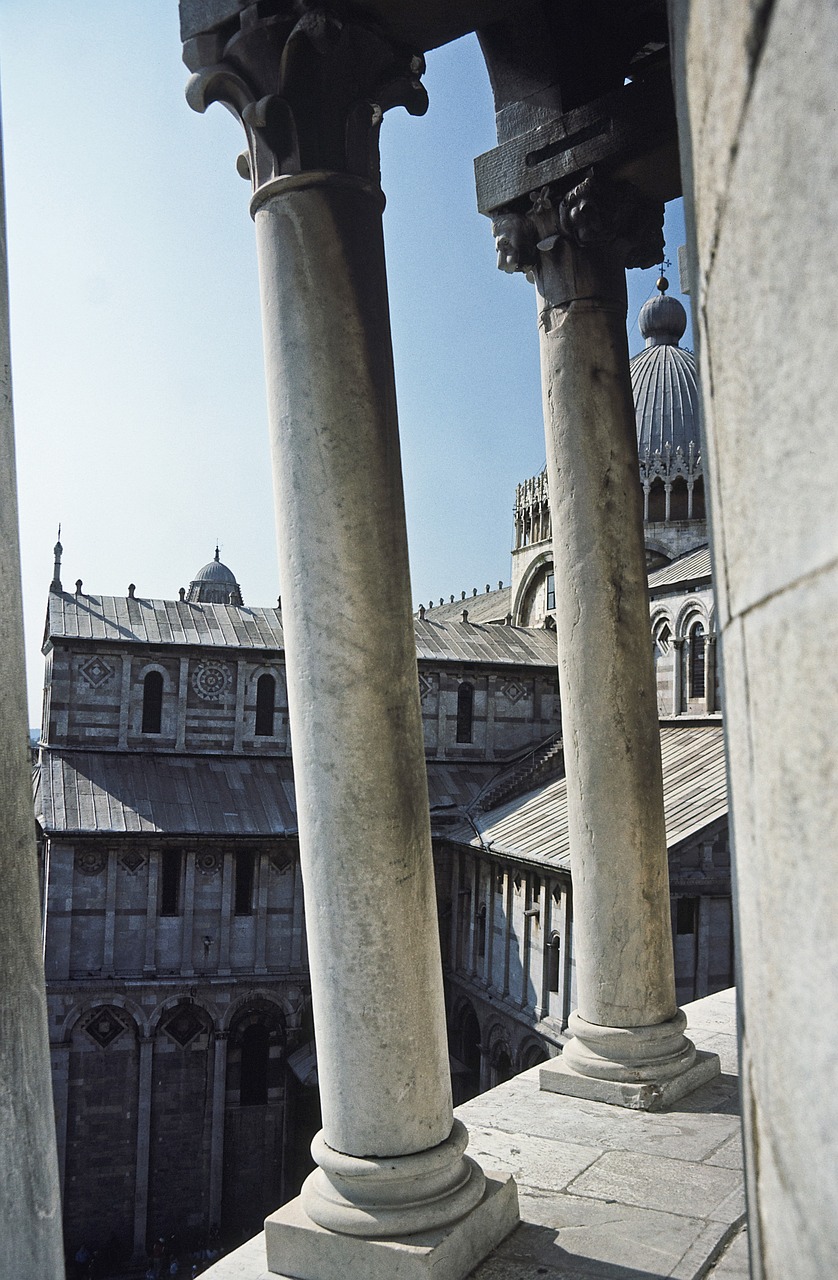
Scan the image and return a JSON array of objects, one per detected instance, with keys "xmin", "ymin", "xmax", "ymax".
[
  {"xmin": 46, "ymin": 595, "xmax": 558, "ymax": 668},
  {"xmin": 35, "ymin": 751, "xmax": 496, "ymax": 838},
  {"xmin": 46, "ymin": 594, "xmax": 285, "ymax": 651},
  {"xmin": 36, "ymin": 751, "xmax": 299, "ymax": 836},
  {"xmin": 446, "ymin": 724, "xmax": 727, "ymax": 868},
  {"xmin": 414, "ymin": 618, "xmax": 557, "ymax": 667},
  {"xmin": 418, "ymin": 587, "xmax": 512, "ymax": 625},
  {"xmin": 648, "ymin": 545, "xmax": 712, "ymax": 591}
]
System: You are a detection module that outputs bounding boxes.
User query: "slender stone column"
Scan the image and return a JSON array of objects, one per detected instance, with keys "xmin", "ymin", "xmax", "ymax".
[
  {"xmin": 208, "ymin": 1032, "xmax": 228, "ymax": 1232},
  {"xmin": 490, "ymin": 175, "xmax": 718, "ymax": 1108},
  {"xmin": 0, "ymin": 108, "xmax": 65, "ymax": 1277},
  {"xmin": 132, "ymin": 1035, "xmax": 154, "ymax": 1262},
  {"xmin": 182, "ymin": 9, "xmax": 516, "ymax": 1275},
  {"xmin": 672, "ymin": 636, "xmax": 685, "ymax": 716},
  {"xmin": 705, "ymin": 634, "xmax": 717, "ymax": 714}
]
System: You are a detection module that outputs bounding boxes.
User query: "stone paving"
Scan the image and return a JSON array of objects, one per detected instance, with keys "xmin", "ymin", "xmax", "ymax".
[
  {"xmin": 195, "ymin": 988, "xmax": 743, "ymax": 1280},
  {"xmin": 464, "ymin": 987, "xmax": 742, "ymax": 1280}
]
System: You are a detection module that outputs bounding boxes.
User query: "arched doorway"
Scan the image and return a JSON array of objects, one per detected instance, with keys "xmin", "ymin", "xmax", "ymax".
[{"xmin": 221, "ymin": 1001, "xmax": 287, "ymax": 1244}]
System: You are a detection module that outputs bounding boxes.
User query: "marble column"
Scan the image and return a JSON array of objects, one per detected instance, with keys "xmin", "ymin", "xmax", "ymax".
[
  {"xmin": 0, "ymin": 108, "xmax": 65, "ymax": 1277},
  {"xmin": 491, "ymin": 175, "xmax": 718, "ymax": 1108},
  {"xmin": 183, "ymin": 12, "xmax": 516, "ymax": 1276},
  {"xmin": 208, "ymin": 1032, "xmax": 228, "ymax": 1232},
  {"xmin": 132, "ymin": 1035, "xmax": 154, "ymax": 1262}
]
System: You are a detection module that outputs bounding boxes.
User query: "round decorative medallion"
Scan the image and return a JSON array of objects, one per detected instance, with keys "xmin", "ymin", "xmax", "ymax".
[
  {"xmin": 192, "ymin": 660, "xmax": 232, "ymax": 702},
  {"xmin": 196, "ymin": 851, "xmax": 222, "ymax": 876},
  {"xmin": 75, "ymin": 848, "xmax": 107, "ymax": 876}
]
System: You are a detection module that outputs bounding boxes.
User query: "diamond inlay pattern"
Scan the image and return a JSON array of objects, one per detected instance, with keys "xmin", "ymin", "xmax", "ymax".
[
  {"xmin": 85, "ymin": 1007, "xmax": 127, "ymax": 1049},
  {"xmin": 163, "ymin": 1006, "xmax": 205, "ymax": 1047}
]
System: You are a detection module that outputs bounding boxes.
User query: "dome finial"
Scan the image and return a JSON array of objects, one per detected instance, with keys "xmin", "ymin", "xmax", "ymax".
[
  {"xmin": 214, "ymin": 544, "xmax": 220, "ymax": 562},
  {"xmin": 638, "ymin": 253, "xmax": 686, "ymax": 348}
]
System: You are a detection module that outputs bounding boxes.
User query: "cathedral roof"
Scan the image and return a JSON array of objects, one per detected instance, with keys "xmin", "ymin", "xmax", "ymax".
[
  {"xmin": 445, "ymin": 723, "xmax": 727, "ymax": 868},
  {"xmin": 630, "ymin": 285, "xmax": 700, "ymax": 459}
]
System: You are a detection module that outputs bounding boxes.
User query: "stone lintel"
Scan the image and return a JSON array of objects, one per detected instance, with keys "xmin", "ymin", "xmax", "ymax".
[
  {"xmin": 539, "ymin": 1048, "xmax": 721, "ymax": 1111},
  {"xmin": 474, "ymin": 70, "xmax": 679, "ymax": 218},
  {"xmin": 264, "ymin": 1173, "xmax": 518, "ymax": 1280}
]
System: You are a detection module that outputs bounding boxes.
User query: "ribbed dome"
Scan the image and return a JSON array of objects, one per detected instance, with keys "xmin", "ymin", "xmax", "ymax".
[
  {"xmin": 631, "ymin": 286, "xmax": 700, "ymax": 458},
  {"xmin": 185, "ymin": 548, "xmax": 243, "ymax": 605}
]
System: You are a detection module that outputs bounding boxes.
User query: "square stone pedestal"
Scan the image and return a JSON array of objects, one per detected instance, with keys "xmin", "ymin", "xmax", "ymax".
[
  {"xmin": 263, "ymin": 1172, "xmax": 519, "ymax": 1280},
  {"xmin": 539, "ymin": 1049, "xmax": 721, "ymax": 1111}
]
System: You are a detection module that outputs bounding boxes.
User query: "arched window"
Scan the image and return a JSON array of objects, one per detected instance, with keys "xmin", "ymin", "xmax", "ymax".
[
  {"xmin": 491, "ymin": 1044, "xmax": 514, "ymax": 1087},
  {"xmin": 647, "ymin": 479, "xmax": 666, "ymax": 522},
  {"xmin": 141, "ymin": 671, "xmax": 163, "ymax": 734},
  {"xmin": 692, "ymin": 476, "xmax": 706, "ymax": 520},
  {"xmin": 689, "ymin": 623, "xmax": 706, "ymax": 698},
  {"xmin": 456, "ymin": 682, "xmax": 474, "ymax": 744},
  {"xmin": 547, "ymin": 932, "xmax": 561, "ymax": 993},
  {"xmin": 669, "ymin": 477, "xmax": 689, "ymax": 521},
  {"xmin": 239, "ymin": 1023, "xmax": 270, "ymax": 1106},
  {"xmin": 477, "ymin": 903, "xmax": 487, "ymax": 959},
  {"xmin": 234, "ymin": 850, "xmax": 255, "ymax": 916},
  {"xmin": 255, "ymin": 673, "xmax": 276, "ymax": 737},
  {"xmin": 546, "ymin": 572, "xmax": 555, "ymax": 611}
]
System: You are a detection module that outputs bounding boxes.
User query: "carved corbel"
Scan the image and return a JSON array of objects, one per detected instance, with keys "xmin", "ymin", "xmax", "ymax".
[
  {"xmin": 183, "ymin": 4, "xmax": 428, "ymax": 196},
  {"xmin": 492, "ymin": 172, "xmax": 664, "ymax": 308}
]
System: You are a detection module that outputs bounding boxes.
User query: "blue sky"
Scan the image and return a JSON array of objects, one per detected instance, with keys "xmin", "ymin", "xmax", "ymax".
[{"xmin": 0, "ymin": 3, "xmax": 691, "ymax": 724}]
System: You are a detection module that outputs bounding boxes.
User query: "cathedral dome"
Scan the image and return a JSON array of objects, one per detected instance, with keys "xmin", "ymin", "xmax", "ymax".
[
  {"xmin": 185, "ymin": 548, "xmax": 244, "ymax": 605},
  {"xmin": 630, "ymin": 283, "xmax": 700, "ymax": 459}
]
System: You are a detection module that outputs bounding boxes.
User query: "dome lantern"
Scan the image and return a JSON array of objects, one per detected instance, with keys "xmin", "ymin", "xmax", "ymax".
[{"xmin": 184, "ymin": 548, "xmax": 244, "ymax": 605}]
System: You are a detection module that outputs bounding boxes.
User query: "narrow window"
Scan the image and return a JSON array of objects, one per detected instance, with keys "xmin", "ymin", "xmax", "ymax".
[
  {"xmin": 677, "ymin": 897, "xmax": 697, "ymax": 934},
  {"xmin": 689, "ymin": 624, "xmax": 706, "ymax": 698},
  {"xmin": 547, "ymin": 933, "xmax": 561, "ymax": 993},
  {"xmin": 647, "ymin": 479, "xmax": 666, "ymax": 522},
  {"xmin": 692, "ymin": 476, "xmax": 706, "ymax": 520},
  {"xmin": 477, "ymin": 904, "xmax": 487, "ymax": 959},
  {"xmin": 160, "ymin": 850, "xmax": 181, "ymax": 917},
  {"xmin": 142, "ymin": 671, "xmax": 163, "ymax": 734},
  {"xmin": 546, "ymin": 573, "xmax": 555, "ymax": 611},
  {"xmin": 255, "ymin": 674, "xmax": 276, "ymax": 737},
  {"xmin": 239, "ymin": 1023, "xmax": 269, "ymax": 1106},
  {"xmin": 669, "ymin": 477, "xmax": 689, "ymax": 521},
  {"xmin": 456, "ymin": 682, "xmax": 474, "ymax": 744},
  {"xmin": 235, "ymin": 850, "xmax": 255, "ymax": 916}
]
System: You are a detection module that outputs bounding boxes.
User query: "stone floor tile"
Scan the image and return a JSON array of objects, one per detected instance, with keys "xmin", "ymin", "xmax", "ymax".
[
  {"xmin": 705, "ymin": 1224, "xmax": 749, "ymax": 1279},
  {"xmin": 703, "ymin": 1133, "xmax": 743, "ymax": 1170},
  {"xmin": 707, "ymin": 1183, "xmax": 746, "ymax": 1224},
  {"xmin": 567, "ymin": 1150, "xmax": 742, "ymax": 1221},
  {"xmin": 489, "ymin": 1187, "xmax": 720, "ymax": 1277},
  {"xmin": 460, "ymin": 1078, "xmax": 740, "ymax": 1165},
  {"xmin": 467, "ymin": 1125, "xmax": 600, "ymax": 1192}
]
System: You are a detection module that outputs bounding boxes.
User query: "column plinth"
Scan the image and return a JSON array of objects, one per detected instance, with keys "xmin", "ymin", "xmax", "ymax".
[
  {"xmin": 492, "ymin": 174, "xmax": 719, "ymax": 1109},
  {"xmin": 184, "ymin": 11, "xmax": 517, "ymax": 1272}
]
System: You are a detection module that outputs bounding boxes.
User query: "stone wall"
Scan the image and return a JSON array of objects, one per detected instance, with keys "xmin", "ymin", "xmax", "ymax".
[
  {"xmin": 420, "ymin": 668, "xmax": 561, "ymax": 759},
  {"xmin": 671, "ymin": 3, "xmax": 838, "ymax": 1276},
  {"xmin": 43, "ymin": 645, "xmax": 290, "ymax": 755}
]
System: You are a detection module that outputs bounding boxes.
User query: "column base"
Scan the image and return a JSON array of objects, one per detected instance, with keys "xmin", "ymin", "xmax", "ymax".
[
  {"xmin": 264, "ymin": 1171, "xmax": 519, "ymax": 1280},
  {"xmin": 541, "ymin": 1009, "xmax": 720, "ymax": 1110}
]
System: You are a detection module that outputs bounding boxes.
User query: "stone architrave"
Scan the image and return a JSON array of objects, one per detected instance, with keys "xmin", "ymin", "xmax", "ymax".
[
  {"xmin": 490, "ymin": 174, "xmax": 718, "ymax": 1109},
  {"xmin": 181, "ymin": 7, "xmax": 517, "ymax": 1277}
]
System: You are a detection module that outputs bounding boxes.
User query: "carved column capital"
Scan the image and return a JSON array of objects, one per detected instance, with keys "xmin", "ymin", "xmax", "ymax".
[
  {"xmin": 492, "ymin": 173, "xmax": 664, "ymax": 308},
  {"xmin": 183, "ymin": 4, "xmax": 428, "ymax": 197}
]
